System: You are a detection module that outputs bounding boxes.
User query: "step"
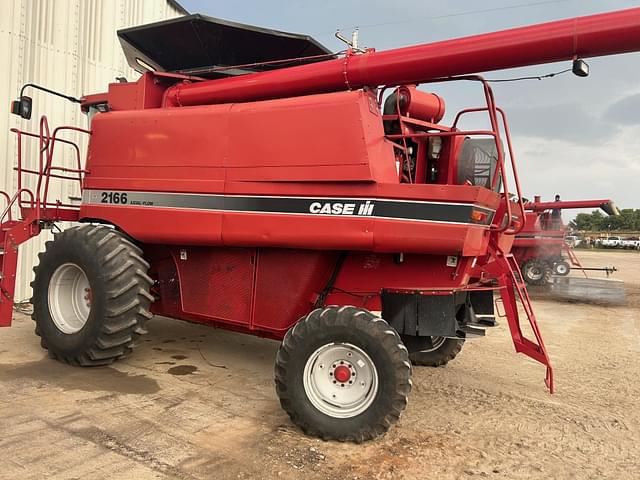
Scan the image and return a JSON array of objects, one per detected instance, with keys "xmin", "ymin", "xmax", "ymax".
[
  {"xmin": 473, "ymin": 315, "xmax": 498, "ymax": 327},
  {"xmin": 460, "ymin": 324, "xmax": 486, "ymax": 337}
]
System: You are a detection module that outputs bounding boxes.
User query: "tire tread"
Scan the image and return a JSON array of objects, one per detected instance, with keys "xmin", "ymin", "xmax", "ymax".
[
  {"xmin": 275, "ymin": 306, "xmax": 411, "ymax": 443},
  {"xmin": 32, "ymin": 225, "xmax": 153, "ymax": 366}
]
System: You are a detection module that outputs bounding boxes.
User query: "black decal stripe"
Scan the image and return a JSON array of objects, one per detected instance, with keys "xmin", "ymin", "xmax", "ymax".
[
  {"xmin": 82, "ymin": 190, "xmax": 495, "ymax": 225},
  {"xmin": 375, "ymin": 200, "xmax": 475, "ymax": 224}
]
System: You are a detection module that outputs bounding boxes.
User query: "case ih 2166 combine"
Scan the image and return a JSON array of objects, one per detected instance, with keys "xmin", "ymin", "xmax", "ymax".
[
  {"xmin": 514, "ymin": 196, "xmax": 619, "ymax": 285},
  {"xmin": 3, "ymin": 8, "xmax": 640, "ymax": 442}
]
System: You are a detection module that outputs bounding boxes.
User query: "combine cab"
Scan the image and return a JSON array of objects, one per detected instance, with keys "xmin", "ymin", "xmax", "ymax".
[
  {"xmin": 513, "ymin": 196, "xmax": 619, "ymax": 285},
  {"xmin": 3, "ymin": 9, "xmax": 640, "ymax": 441}
]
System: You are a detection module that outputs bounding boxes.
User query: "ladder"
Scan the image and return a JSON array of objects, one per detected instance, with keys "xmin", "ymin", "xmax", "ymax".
[
  {"xmin": 0, "ymin": 216, "xmax": 40, "ymax": 326},
  {"xmin": 486, "ymin": 241, "xmax": 554, "ymax": 393}
]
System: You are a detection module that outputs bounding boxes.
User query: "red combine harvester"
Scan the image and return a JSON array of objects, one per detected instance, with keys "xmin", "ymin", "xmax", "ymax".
[
  {"xmin": 3, "ymin": 9, "xmax": 640, "ymax": 441},
  {"xmin": 514, "ymin": 196, "xmax": 619, "ymax": 285}
]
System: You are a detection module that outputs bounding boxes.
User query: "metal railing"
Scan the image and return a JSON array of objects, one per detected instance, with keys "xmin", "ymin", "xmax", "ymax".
[
  {"xmin": 5, "ymin": 115, "xmax": 91, "ymax": 223},
  {"xmin": 380, "ymin": 76, "xmax": 526, "ymax": 234}
]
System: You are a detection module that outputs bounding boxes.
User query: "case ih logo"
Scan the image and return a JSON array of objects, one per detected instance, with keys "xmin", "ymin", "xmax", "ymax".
[{"xmin": 309, "ymin": 201, "xmax": 375, "ymax": 216}]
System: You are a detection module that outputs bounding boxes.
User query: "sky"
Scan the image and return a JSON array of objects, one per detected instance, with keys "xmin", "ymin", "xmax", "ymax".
[{"xmin": 180, "ymin": 0, "xmax": 640, "ymax": 218}]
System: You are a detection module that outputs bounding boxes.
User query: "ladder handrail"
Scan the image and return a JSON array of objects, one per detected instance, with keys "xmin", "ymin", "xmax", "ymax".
[
  {"xmin": 0, "ymin": 188, "xmax": 35, "ymax": 224},
  {"xmin": 41, "ymin": 125, "xmax": 91, "ymax": 213},
  {"xmin": 0, "ymin": 192, "xmax": 11, "ymax": 222},
  {"xmin": 9, "ymin": 115, "xmax": 90, "ymax": 221},
  {"xmin": 482, "ymin": 240, "xmax": 554, "ymax": 393}
]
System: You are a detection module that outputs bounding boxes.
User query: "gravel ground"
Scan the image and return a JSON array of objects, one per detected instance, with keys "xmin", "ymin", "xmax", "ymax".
[{"xmin": 0, "ymin": 249, "xmax": 638, "ymax": 480}]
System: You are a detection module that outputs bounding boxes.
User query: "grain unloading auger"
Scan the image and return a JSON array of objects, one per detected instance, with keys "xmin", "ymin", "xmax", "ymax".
[
  {"xmin": 3, "ymin": 8, "xmax": 640, "ymax": 442},
  {"xmin": 514, "ymin": 196, "xmax": 619, "ymax": 284}
]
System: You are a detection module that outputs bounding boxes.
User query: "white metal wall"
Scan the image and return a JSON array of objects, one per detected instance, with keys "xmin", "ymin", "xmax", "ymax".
[{"xmin": 0, "ymin": 0, "xmax": 184, "ymax": 301}]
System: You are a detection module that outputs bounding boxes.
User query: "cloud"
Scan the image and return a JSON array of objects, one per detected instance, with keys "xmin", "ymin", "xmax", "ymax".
[
  {"xmin": 506, "ymin": 102, "xmax": 618, "ymax": 145},
  {"xmin": 513, "ymin": 127, "xmax": 640, "ymax": 210},
  {"xmin": 604, "ymin": 93, "xmax": 640, "ymax": 125}
]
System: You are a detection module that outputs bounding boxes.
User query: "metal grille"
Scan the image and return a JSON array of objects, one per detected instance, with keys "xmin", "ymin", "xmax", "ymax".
[{"xmin": 456, "ymin": 138, "xmax": 499, "ymax": 190}]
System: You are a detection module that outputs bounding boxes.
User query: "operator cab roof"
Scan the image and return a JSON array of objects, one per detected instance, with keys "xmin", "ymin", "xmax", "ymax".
[{"xmin": 118, "ymin": 14, "xmax": 334, "ymax": 79}]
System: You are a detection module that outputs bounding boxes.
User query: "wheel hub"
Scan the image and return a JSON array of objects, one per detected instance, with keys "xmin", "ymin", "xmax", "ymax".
[
  {"xmin": 526, "ymin": 264, "xmax": 544, "ymax": 281},
  {"xmin": 333, "ymin": 364, "xmax": 352, "ymax": 383}
]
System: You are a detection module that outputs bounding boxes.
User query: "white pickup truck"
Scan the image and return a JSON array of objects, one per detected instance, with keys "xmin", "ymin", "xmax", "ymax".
[
  {"xmin": 621, "ymin": 237, "xmax": 640, "ymax": 249},
  {"xmin": 565, "ymin": 235, "xmax": 582, "ymax": 247},
  {"xmin": 601, "ymin": 236, "xmax": 623, "ymax": 248}
]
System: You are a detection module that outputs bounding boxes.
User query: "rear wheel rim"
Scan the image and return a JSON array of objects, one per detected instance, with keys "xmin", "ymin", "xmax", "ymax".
[
  {"xmin": 526, "ymin": 264, "xmax": 544, "ymax": 281},
  {"xmin": 421, "ymin": 336, "xmax": 446, "ymax": 352},
  {"xmin": 556, "ymin": 263, "xmax": 569, "ymax": 275},
  {"xmin": 303, "ymin": 342, "xmax": 379, "ymax": 418},
  {"xmin": 47, "ymin": 263, "xmax": 91, "ymax": 334}
]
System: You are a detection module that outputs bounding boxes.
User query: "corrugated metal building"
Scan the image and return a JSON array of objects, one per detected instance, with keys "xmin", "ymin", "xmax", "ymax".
[{"xmin": 0, "ymin": 0, "xmax": 186, "ymax": 301}]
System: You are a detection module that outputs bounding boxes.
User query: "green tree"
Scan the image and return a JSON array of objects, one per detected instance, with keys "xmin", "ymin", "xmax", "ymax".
[
  {"xmin": 618, "ymin": 209, "xmax": 638, "ymax": 230},
  {"xmin": 589, "ymin": 210, "xmax": 604, "ymax": 230},
  {"xmin": 569, "ymin": 213, "xmax": 595, "ymax": 230},
  {"xmin": 567, "ymin": 209, "xmax": 640, "ymax": 231},
  {"xmin": 600, "ymin": 214, "xmax": 625, "ymax": 231},
  {"xmin": 634, "ymin": 209, "xmax": 640, "ymax": 230}
]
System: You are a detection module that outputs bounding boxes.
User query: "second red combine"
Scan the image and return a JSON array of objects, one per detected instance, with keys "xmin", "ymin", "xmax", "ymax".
[{"xmin": 513, "ymin": 196, "xmax": 619, "ymax": 285}]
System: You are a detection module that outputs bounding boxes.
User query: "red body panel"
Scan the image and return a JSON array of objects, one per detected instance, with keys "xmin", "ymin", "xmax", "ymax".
[
  {"xmin": 80, "ymin": 90, "xmax": 499, "ymax": 256},
  {"xmin": 146, "ymin": 245, "xmax": 468, "ymax": 339},
  {"xmin": 148, "ymin": 245, "xmax": 337, "ymax": 339},
  {"xmin": 84, "ymin": 91, "xmax": 395, "ymax": 186},
  {"xmin": 80, "ymin": 202, "xmax": 493, "ymax": 255},
  {"xmin": 512, "ymin": 211, "xmax": 565, "ymax": 263},
  {"xmin": 79, "ymin": 88, "xmax": 498, "ymax": 340}
]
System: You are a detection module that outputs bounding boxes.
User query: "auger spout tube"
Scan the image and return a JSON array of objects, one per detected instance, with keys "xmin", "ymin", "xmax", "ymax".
[
  {"xmin": 164, "ymin": 7, "xmax": 640, "ymax": 107},
  {"xmin": 525, "ymin": 199, "xmax": 619, "ymax": 216}
]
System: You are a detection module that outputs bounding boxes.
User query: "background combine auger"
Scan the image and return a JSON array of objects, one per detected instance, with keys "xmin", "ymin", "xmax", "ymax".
[
  {"xmin": 514, "ymin": 196, "xmax": 619, "ymax": 285},
  {"xmin": 3, "ymin": 8, "xmax": 640, "ymax": 442}
]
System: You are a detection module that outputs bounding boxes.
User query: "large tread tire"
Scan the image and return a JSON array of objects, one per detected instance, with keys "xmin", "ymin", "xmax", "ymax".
[
  {"xmin": 275, "ymin": 306, "xmax": 412, "ymax": 443},
  {"xmin": 31, "ymin": 224, "xmax": 153, "ymax": 366},
  {"xmin": 521, "ymin": 258, "xmax": 552, "ymax": 286},
  {"xmin": 408, "ymin": 337, "xmax": 465, "ymax": 367}
]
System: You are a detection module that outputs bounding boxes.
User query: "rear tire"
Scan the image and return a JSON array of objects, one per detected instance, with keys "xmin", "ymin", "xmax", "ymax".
[
  {"xmin": 521, "ymin": 258, "xmax": 551, "ymax": 286},
  {"xmin": 408, "ymin": 337, "xmax": 465, "ymax": 367},
  {"xmin": 275, "ymin": 306, "xmax": 412, "ymax": 442},
  {"xmin": 31, "ymin": 225, "xmax": 153, "ymax": 366}
]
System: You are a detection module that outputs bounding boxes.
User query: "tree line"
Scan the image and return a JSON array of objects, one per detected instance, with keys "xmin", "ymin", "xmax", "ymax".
[{"xmin": 568, "ymin": 209, "xmax": 640, "ymax": 231}]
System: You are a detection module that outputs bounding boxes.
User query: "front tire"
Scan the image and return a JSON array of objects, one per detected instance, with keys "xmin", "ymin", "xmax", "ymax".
[
  {"xmin": 521, "ymin": 258, "xmax": 551, "ymax": 286},
  {"xmin": 275, "ymin": 306, "xmax": 412, "ymax": 442},
  {"xmin": 31, "ymin": 225, "xmax": 153, "ymax": 366}
]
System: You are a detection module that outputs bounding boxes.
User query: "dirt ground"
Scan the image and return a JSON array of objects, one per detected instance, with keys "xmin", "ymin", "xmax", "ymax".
[{"xmin": 0, "ymin": 249, "xmax": 638, "ymax": 480}]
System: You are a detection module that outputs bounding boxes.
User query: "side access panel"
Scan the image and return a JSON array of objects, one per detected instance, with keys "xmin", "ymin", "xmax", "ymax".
[{"xmin": 146, "ymin": 246, "xmax": 337, "ymax": 338}]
